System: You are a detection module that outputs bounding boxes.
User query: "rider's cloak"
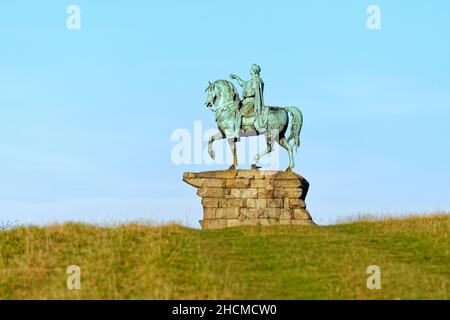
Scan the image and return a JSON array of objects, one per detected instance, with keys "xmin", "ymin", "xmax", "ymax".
[{"xmin": 255, "ymin": 77, "xmax": 268, "ymax": 132}]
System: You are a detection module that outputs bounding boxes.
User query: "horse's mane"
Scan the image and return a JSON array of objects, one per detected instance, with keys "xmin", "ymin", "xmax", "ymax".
[{"xmin": 212, "ymin": 80, "xmax": 240, "ymax": 102}]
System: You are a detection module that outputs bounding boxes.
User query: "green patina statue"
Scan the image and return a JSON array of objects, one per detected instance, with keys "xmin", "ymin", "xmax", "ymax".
[{"xmin": 205, "ymin": 64, "xmax": 303, "ymax": 171}]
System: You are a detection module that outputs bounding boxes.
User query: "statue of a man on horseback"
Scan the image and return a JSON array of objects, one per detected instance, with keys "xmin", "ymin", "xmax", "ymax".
[
  {"xmin": 205, "ymin": 64, "xmax": 303, "ymax": 171},
  {"xmin": 230, "ymin": 64, "xmax": 269, "ymax": 132}
]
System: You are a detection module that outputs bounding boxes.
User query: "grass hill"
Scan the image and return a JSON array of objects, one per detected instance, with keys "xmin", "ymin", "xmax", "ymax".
[{"xmin": 0, "ymin": 214, "xmax": 448, "ymax": 299}]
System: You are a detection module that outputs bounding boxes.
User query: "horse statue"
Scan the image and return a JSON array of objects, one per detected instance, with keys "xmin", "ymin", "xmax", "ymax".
[{"xmin": 205, "ymin": 79, "xmax": 303, "ymax": 171}]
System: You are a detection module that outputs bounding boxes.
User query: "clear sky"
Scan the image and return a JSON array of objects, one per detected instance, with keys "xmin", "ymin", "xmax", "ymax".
[{"xmin": 1, "ymin": 1, "xmax": 449, "ymax": 226}]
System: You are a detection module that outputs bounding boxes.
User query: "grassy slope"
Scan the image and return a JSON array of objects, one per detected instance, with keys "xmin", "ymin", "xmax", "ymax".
[{"xmin": 0, "ymin": 214, "xmax": 448, "ymax": 300}]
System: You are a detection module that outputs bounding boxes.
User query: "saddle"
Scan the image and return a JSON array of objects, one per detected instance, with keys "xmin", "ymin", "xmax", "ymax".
[
  {"xmin": 238, "ymin": 99, "xmax": 257, "ymax": 129},
  {"xmin": 242, "ymin": 116, "xmax": 256, "ymax": 127}
]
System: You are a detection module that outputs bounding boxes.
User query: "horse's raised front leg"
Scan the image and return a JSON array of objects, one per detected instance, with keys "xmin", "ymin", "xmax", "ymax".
[
  {"xmin": 227, "ymin": 138, "xmax": 238, "ymax": 170},
  {"xmin": 208, "ymin": 131, "xmax": 224, "ymax": 160}
]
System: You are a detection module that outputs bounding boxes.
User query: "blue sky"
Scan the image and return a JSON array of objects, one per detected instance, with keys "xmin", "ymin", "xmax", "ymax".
[{"xmin": 0, "ymin": 1, "xmax": 449, "ymax": 226}]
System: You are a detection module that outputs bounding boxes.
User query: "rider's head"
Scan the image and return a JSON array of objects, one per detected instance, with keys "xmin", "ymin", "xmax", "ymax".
[{"xmin": 250, "ymin": 64, "xmax": 261, "ymax": 76}]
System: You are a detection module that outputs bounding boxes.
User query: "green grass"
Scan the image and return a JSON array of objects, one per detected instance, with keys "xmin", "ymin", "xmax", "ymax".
[{"xmin": 0, "ymin": 214, "xmax": 448, "ymax": 299}]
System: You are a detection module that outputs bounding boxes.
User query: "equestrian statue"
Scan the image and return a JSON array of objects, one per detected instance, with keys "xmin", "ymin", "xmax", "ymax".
[{"xmin": 205, "ymin": 64, "xmax": 303, "ymax": 171}]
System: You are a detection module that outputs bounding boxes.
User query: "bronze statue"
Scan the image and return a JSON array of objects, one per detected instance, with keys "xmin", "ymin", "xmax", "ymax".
[{"xmin": 205, "ymin": 64, "xmax": 303, "ymax": 171}]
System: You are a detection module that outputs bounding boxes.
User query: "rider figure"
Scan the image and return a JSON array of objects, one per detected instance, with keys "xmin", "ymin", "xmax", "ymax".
[{"xmin": 230, "ymin": 64, "xmax": 268, "ymax": 132}]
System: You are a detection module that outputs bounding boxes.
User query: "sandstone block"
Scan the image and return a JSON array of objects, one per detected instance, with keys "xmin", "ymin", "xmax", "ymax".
[
  {"xmin": 230, "ymin": 188, "xmax": 258, "ymax": 198},
  {"xmin": 197, "ymin": 188, "xmax": 224, "ymax": 198},
  {"xmin": 195, "ymin": 171, "xmax": 237, "ymax": 179},
  {"xmin": 184, "ymin": 178, "xmax": 225, "ymax": 188},
  {"xmin": 202, "ymin": 198, "xmax": 219, "ymax": 208},
  {"xmin": 203, "ymin": 178, "xmax": 226, "ymax": 188},
  {"xmin": 250, "ymin": 179, "xmax": 270, "ymax": 188},
  {"xmin": 236, "ymin": 171, "xmax": 259, "ymax": 179},
  {"xmin": 266, "ymin": 208, "xmax": 281, "ymax": 219},
  {"xmin": 283, "ymin": 197, "xmax": 290, "ymax": 209},
  {"xmin": 261, "ymin": 171, "xmax": 304, "ymax": 180},
  {"xmin": 183, "ymin": 172, "xmax": 196, "ymax": 179},
  {"xmin": 226, "ymin": 178, "xmax": 250, "ymax": 188},
  {"xmin": 218, "ymin": 198, "xmax": 247, "ymax": 208},
  {"xmin": 247, "ymin": 199, "xmax": 266, "ymax": 208},
  {"xmin": 293, "ymin": 209, "xmax": 311, "ymax": 220},
  {"xmin": 240, "ymin": 208, "xmax": 263, "ymax": 219},
  {"xmin": 273, "ymin": 180, "xmax": 302, "ymax": 188},
  {"xmin": 241, "ymin": 219, "xmax": 265, "ymax": 226},
  {"xmin": 290, "ymin": 199, "xmax": 306, "ymax": 209},
  {"xmin": 267, "ymin": 198, "xmax": 283, "ymax": 208},
  {"xmin": 273, "ymin": 188, "xmax": 303, "ymax": 199},
  {"xmin": 215, "ymin": 207, "xmax": 240, "ymax": 219},
  {"xmin": 280, "ymin": 210, "xmax": 293, "ymax": 220},
  {"xmin": 200, "ymin": 219, "xmax": 227, "ymax": 229},
  {"xmin": 257, "ymin": 188, "xmax": 273, "ymax": 198},
  {"xmin": 203, "ymin": 208, "xmax": 216, "ymax": 219},
  {"xmin": 226, "ymin": 219, "xmax": 243, "ymax": 228}
]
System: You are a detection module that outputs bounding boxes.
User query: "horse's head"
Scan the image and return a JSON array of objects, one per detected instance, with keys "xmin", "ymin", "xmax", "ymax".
[
  {"xmin": 205, "ymin": 81, "xmax": 217, "ymax": 110},
  {"xmin": 205, "ymin": 80, "xmax": 240, "ymax": 114}
]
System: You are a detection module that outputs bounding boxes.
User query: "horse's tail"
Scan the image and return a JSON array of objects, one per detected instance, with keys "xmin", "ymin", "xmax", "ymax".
[{"xmin": 285, "ymin": 106, "xmax": 303, "ymax": 151}]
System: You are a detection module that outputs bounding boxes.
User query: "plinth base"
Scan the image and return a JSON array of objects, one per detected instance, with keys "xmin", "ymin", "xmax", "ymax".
[{"xmin": 183, "ymin": 170, "xmax": 314, "ymax": 230}]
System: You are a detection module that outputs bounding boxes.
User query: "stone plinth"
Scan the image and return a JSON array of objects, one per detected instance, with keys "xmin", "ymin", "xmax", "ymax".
[{"xmin": 183, "ymin": 170, "xmax": 314, "ymax": 229}]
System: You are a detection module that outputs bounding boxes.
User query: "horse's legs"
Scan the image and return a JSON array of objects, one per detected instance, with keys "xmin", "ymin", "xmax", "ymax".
[
  {"xmin": 208, "ymin": 131, "xmax": 224, "ymax": 160},
  {"xmin": 251, "ymin": 133, "xmax": 274, "ymax": 169},
  {"xmin": 278, "ymin": 137, "xmax": 295, "ymax": 171},
  {"xmin": 227, "ymin": 138, "xmax": 238, "ymax": 170}
]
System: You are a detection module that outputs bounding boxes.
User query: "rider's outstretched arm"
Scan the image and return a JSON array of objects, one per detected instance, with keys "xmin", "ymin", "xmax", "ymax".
[
  {"xmin": 236, "ymin": 78, "xmax": 246, "ymax": 88},
  {"xmin": 230, "ymin": 74, "xmax": 246, "ymax": 88}
]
